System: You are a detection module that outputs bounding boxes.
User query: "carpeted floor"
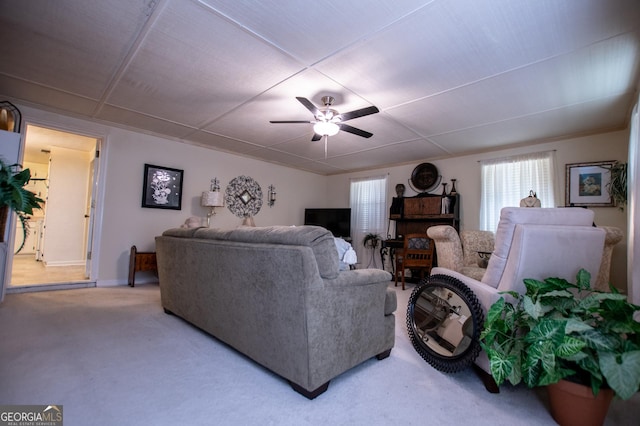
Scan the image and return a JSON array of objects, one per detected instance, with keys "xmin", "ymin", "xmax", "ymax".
[{"xmin": 0, "ymin": 282, "xmax": 638, "ymax": 425}]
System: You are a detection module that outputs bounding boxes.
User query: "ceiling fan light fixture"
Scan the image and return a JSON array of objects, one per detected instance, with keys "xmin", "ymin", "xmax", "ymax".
[{"xmin": 313, "ymin": 121, "xmax": 339, "ymax": 136}]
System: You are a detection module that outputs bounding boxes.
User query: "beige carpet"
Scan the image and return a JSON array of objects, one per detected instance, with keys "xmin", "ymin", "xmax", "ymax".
[{"xmin": 0, "ymin": 283, "xmax": 638, "ymax": 426}]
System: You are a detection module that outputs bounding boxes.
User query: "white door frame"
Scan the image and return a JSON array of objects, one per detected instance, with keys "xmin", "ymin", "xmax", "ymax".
[
  {"xmin": 85, "ymin": 143, "xmax": 101, "ymax": 278},
  {"xmin": 9, "ymin": 121, "xmax": 106, "ymax": 287}
]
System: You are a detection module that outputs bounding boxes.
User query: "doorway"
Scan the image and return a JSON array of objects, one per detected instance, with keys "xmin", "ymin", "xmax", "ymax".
[{"xmin": 9, "ymin": 125, "xmax": 99, "ymax": 289}]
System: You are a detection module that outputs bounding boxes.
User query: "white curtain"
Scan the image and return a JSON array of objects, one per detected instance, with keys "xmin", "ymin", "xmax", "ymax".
[
  {"xmin": 628, "ymin": 101, "xmax": 639, "ymax": 305},
  {"xmin": 480, "ymin": 151, "xmax": 556, "ymax": 232},
  {"xmin": 350, "ymin": 175, "xmax": 387, "ymax": 268}
]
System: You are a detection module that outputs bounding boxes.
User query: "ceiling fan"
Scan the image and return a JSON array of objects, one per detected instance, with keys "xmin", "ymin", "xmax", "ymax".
[{"xmin": 270, "ymin": 96, "xmax": 379, "ymax": 142}]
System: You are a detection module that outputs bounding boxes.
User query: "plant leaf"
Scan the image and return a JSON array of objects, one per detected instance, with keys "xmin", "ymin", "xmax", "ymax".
[
  {"xmin": 565, "ymin": 318, "xmax": 594, "ymax": 334},
  {"xmin": 575, "ymin": 269, "xmax": 592, "ymax": 290},
  {"xmin": 581, "ymin": 329, "xmax": 616, "ymax": 351},
  {"xmin": 525, "ymin": 319, "xmax": 567, "ymax": 345},
  {"xmin": 485, "ymin": 297, "xmax": 506, "ymax": 327},
  {"xmin": 556, "ymin": 336, "xmax": 586, "ymax": 357},
  {"xmin": 599, "ymin": 351, "xmax": 640, "ymax": 400},
  {"xmin": 487, "ymin": 349, "xmax": 517, "ymax": 386},
  {"xmin": 523, "ymin": 296, "xmax": 553, "ymax": 320}
]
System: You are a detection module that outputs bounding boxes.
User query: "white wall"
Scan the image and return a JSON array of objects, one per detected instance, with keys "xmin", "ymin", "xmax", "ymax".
[
  {"xmin": 98, "ymin": 127, "xmax": 327, "ymax": 284},
  {"xmin": 16, "ymin": 105, "xmax": 328, "ymax": 285},
  {"xmin": 327, "ymin": 130, "xmax": 629, "ymax": 290}
]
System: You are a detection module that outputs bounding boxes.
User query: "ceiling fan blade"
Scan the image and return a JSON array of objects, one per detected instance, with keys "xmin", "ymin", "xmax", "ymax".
[
  {"xmin": 269, "ymin": 120, "xmax": 313, "ymax": 123},
  {"xmin": 338, "ymin": 123, "xmax": 373, "ymax": 138},
  {"xmin": 296, "ymin": 97, "xmax": 321, "ymax": 117},
  {"xmin": 339, "ymin": 106, "xmax": 379, "ymax": 122},
  {"xmin": 311, "ymin": 133, "xmax": 322, "ymax": 142}
]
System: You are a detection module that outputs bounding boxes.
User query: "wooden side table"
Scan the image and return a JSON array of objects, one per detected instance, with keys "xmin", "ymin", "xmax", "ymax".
[{"xmin": 128, "ymin": 245, "xmax": 157, "ymax": 287}]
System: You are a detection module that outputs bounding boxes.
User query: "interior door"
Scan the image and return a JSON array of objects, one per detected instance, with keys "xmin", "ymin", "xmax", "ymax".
[{"xmin": 85, "ymin": 147, "xmax": 100, "ymax": 278}]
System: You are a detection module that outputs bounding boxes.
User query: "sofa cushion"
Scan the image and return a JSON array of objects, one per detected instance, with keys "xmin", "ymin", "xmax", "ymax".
[
  {"xmin": 192, "ymin": 225, "xmax": 340, "ymax": 279},
  {"xmin": 482, "ymin": 207, "xmax": 595, "ymax": 288},
  {"xmin": 162, "ymin": 227, "xmax": 203, "ymax": 238}
]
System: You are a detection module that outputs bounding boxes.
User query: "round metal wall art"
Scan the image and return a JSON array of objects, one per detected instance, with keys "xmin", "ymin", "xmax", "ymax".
[
  {"xmin": 410, "ymin": 162, "xmax": 440, "ymax": 192},
  {"xmin": 225, "ymin": 175, "xmax": 263, "ymax": 218}
]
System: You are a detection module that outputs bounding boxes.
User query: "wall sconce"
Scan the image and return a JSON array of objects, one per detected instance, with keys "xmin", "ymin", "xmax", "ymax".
[
  {"xmin": 267, "ymin": 184, "xmax": 276, "ymax": 207},
  {"xmin": 201, "ymin": 177, "xmax": 224, "ymax": 227},
  {"xmin": 0, "ymin": 101, "xmax": 22, "ymax": 133}
]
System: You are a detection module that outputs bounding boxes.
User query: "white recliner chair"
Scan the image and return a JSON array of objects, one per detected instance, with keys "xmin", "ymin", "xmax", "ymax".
[{"xmin": 429, "ymin": 207, "xmax": 606, "ymax": 392}]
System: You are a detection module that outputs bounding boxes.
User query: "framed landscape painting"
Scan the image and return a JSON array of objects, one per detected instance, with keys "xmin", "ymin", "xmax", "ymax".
[
  {"xmin": 142, "ymin": 164, "xmax": 183, "ymax": 210},
  {"xmin": 565, "ymin": 161, "xmax": 615, "ymax": 207}
]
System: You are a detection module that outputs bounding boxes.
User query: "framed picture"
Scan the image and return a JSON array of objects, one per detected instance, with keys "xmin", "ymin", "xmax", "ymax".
[
  {"xmin": 142, "ymin": 164, "xmax": 183, "ymax": 210},
  {"xmin": 565, "ymin": 161, "xmax": 615, "ymax": 207}
]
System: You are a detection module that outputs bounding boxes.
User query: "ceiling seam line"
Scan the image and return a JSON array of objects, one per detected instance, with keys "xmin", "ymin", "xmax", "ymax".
[
  {"xmin": 90, "ymin": 0, "xmax": 170, "ymax": 118},
  {"xmin": 385, "ymin": 30, "xmax": 640, "ymax": 111},
  {"xmin": 191, "ymin": 68, "xmax": 311, "ymax": 130},
  {"xmin": 194, "ymin": 0, "xmax": 307, "ymax": 66},
  {"xmin": 425, "ymin": 90, "xmax": 633, "ymax": 138}
]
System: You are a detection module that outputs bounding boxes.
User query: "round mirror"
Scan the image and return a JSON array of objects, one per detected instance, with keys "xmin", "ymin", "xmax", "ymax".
[{"xmin": 406, "ymin": 274, "xmax": 484, "ymax": 372}]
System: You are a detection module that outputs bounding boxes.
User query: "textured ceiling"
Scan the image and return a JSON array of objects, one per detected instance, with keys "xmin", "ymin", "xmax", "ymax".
[{"xmin": 1, "ymin": 0, "xmax": 639, "ymax": 175}]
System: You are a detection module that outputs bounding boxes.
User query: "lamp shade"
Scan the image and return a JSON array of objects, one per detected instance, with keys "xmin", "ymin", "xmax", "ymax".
[
  {"xmin": 313, "ymin": 121, "xmax": 339, "ymax": 136},
  {"xmin": 201, "ymin": 191, "xmax": 224, "ymax": 207}
]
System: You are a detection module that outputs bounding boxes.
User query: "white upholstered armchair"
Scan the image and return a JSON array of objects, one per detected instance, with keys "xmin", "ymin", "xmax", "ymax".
[{"xmin": 428, "ymin": 207, "xmax": 607, "ymax": 392}]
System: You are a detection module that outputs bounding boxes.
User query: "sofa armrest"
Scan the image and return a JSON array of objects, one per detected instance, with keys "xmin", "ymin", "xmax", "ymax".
[
  {"xmin": 301, "ymin": 267, "xmax": 395, "ymax": 389},
  {"xmin": 430, "ymin": 267, "xmax": 502, "ymax": 312},
  {"xmin": 327, "ymin": 269, "xmax": 396, "ymax": 315},
  {"xmin": 325, "ymin": 269, "xmax": 391, "ymax": 288}
]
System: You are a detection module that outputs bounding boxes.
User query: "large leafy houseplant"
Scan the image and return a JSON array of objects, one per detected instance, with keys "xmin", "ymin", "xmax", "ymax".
[
  {"xmin": 480, "ymin": 269, "xmax": 640, "ymax": 400},
  {"xmin": 0, "ymin": 157, "xmax": 44, "ymax": 252},
  {"xmin": 605, "ymin": 161, "xmax": 627, "ymax": 211}
]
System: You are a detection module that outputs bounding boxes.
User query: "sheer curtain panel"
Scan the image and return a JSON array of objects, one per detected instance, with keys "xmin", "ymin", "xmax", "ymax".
[
  {"xmin": 480, "ymin": 151, "xmax": 556, "ymax": 232},
  {"xmin": 350, "ymin": 176, "xmax": 387, "ymax": 268}
]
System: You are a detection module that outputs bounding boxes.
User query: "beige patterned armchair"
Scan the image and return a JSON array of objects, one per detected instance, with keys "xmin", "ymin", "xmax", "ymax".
[
  {"xmin": 426, "ymin": 227, "xmax": 494, "ymax": 281},
  {"xmin": 596, "ymin": 226, "xmax": 624, "ymax": 291}
]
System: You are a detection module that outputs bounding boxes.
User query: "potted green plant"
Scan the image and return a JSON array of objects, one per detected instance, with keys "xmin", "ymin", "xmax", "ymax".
[
  {"xmin": 0, "ymin": 157, "xmax": 44, "ymax": 252},
  {"xmin": 605, "ymin": 161, "xmax": 627, "ymax": 210},
  {"xmin": 363, "ymin": 233, "xmax": 381, "ymax": 249},
  {"xmin": 480, "ymin": 269, "xmax": 640, "ymax": 425}
]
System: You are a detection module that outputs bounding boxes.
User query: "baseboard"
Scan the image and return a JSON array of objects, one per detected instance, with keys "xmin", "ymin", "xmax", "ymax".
[
  {"xmin": 6, "ymin": 281, "xmax": 96, "ymax": 294},
  {"xmin": 43, "ymin": 260, "xmax": 85, "ymax": 267},
  {"xmin": 97, "ymin": 278, "xmax": 159, "ymax": 287}
]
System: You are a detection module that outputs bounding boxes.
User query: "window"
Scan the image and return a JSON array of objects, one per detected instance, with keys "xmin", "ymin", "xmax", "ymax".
[
  {"xmin": 480, "ymin": 151, "xmax": 556, "ymax": 232},
  {"xmin": 350, "ymin": 175, "xmax": 387, "ymax": 267}
]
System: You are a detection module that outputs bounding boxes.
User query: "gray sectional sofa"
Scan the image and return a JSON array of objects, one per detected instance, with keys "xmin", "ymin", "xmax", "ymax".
[{"xmin": 155, "ymin": 225, "xmax": 396, "ymax": 399}]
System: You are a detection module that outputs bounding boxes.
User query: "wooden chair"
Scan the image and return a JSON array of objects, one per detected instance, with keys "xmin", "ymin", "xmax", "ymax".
[{"xmin": 395, "ymin": 233, "xmax": 434, "ymax": 290}]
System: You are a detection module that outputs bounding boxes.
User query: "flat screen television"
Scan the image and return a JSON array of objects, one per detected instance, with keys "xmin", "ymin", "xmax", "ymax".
[{"xmin": 304, "ymin": 208, "xmax": 352, "ymax": 239}]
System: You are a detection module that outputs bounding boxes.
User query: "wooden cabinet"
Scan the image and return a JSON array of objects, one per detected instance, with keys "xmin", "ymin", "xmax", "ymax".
[
  {"xmin": 403, "ymin": 197, "xmax": 442, "ymax": 218},
  {"xmin": 390, "ymin": 194, "xmax": 459, "ymax": 239}
]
